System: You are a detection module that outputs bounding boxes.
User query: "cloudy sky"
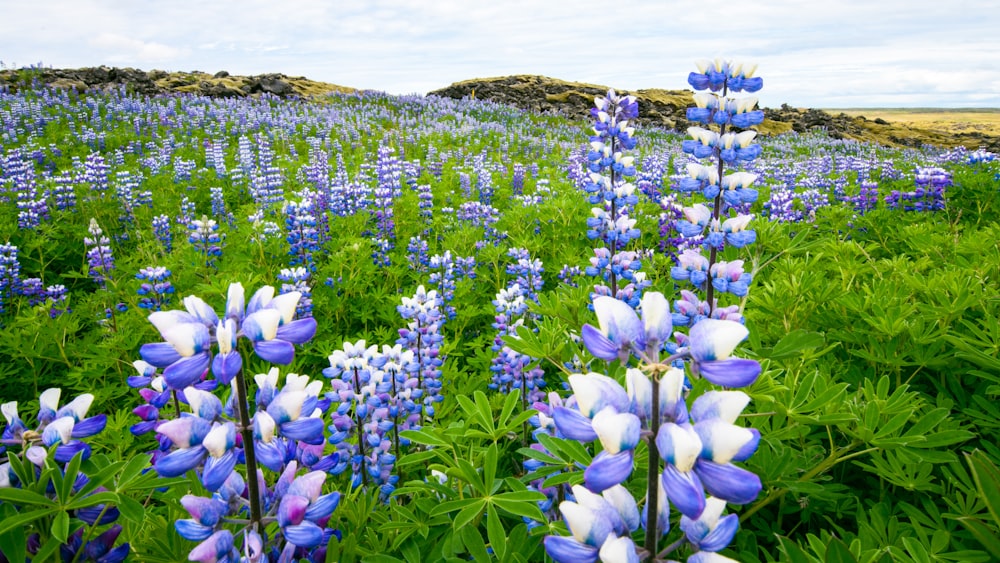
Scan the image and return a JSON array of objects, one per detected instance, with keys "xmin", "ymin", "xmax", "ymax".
[{"xmin": 2, "ymin": 0, "xmax": 996, "ymax": 108}]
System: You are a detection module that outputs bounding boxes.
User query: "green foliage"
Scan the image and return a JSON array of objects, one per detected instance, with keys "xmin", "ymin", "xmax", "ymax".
[{"xmin": 0, "ymin": 82, "xmax": 998, "ymax": 561}]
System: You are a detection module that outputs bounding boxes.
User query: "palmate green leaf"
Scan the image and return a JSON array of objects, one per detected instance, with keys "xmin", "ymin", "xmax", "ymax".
[
  {"xmin": 115, "ymin": 492, "xmax": 146, "ymax": 525},
  {"xmin": 50, "ymin": 509, "xmax": 69, "ymax": 544},
  {"xmin": 966, "ymin": 450, "xmax": 1000, "ymax": 526},
  {"xmin": 454, "ymin": 499, "xmax": 486, "ymax": 530},
  {"xmin": 536, "ymin": 433, "xmax": 592, "ymax": 466},
  {"xmin": 953, "ymin": 517, "xmax": 1000, "ymax": 559},
  {"xmin": 486, "ymin": 504, "xmax": 507, "ymax": 561},
  {"xmin": 0, "ymin": 486, "xmax": 54, "ymax": 507},
  {"xmin": 0, "ymin": 504, "xmax": 25, "ymax": 563},
  {"xmin": 462, "ymin": 525, "xmax": 490, "ymax": 562},
  {"xmin": 0, "ymin": 506, "xmax": 58, "ymax": 537},
  {"xmin": 824, "ymin": 537, "xmax": 858, "ymax": 563},
  {"xmin": 777, "ymin": 535, "xmax": 817, "ymax": 563},
  {"xmin": 399, "ymin": 428, "xmax": 451, "ymax": 448},
  {"xmin": 768, "ymin": 329, "xmax": 828, "ymax": 360},
  {"xmin": 516, "ymin": 446, "xmax": 561, "ymax": 465}
]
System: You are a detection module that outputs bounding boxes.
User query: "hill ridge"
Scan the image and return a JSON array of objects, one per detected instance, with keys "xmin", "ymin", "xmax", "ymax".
[{"xmin": 2, "ymin": 67, "xmax": 996, "ymax": 151}]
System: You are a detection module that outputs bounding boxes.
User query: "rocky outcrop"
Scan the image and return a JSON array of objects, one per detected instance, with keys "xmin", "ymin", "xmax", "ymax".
[
  {"xmin": 0, "ymin": 66, "xmax": 355, "ymax": 99},
  {"xmin": 430, "ymin": 76, "xmax": 1000, "ymax": 151}
]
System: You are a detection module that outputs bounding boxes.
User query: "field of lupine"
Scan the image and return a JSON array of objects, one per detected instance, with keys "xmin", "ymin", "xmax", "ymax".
[{"xmin": 1, "ymin": 61, "xmax": 1000, "ymax": 563}]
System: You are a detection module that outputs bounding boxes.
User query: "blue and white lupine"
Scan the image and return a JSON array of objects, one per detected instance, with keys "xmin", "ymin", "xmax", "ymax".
[
  {"xmin": 0, "ymin": 242, "xmax": 20, "ymax": 314},
  {"xmin": 396, "ymin": 286, "xmax": 445, "ymax": 421},
  {"xmin": 885, "ymin": 166, "xmax": 950, "ymax": 211},
  {"xmin": 175, "ymin": 464, "xmax": 340, "ymax": 562},
  {"xmin": 83, "ymin": 151, "xmax": 109, "ymax": 196},
  {"xmin": 278, "ymin": 266, "xmax": 313, "ymax": 318},
  {"xmin": 406, "ymin": 236, "xmax": 430, "ymax": 273},
  {"xmin": 84, "ymin": 218, "xmax": 114, "ymax": 289},
  {"xmin": 177, "ymin": 196, "xmax": 196, "ymax": 227},
  {"xmin": 543, "ymin": 292, "xmax": 762, "ymax": 562},
  {"xmin": 674, "ymin": 59, "xmax": 764, "ymax": 324},
  {"xmin": 428, "ymin": 251, "xmax": 458, "ymax": 320},
  {"xmin": 51, "ymin": 171, "xmax": 77, "ymax": 212},
  {"xmin": 134, "ymin": 282, "xmax": 321, "ymax": 556},
  {"xmin": 0, "ymin": 390, "xmax": 128, "ymax": 561},
  {"xmin": 324, "ymin": 340, "xmax": 389, "ymax": 491},
  {"xmin": 581, "ymin": 89, "xmax": 644, "ymax": 307},
  {"xmin": 188, "ymin": 216, "xmax": 224, "ymax": 270},
  {"xmin": 284, "ymin": 199, "xmax": 320, "ymax": 270},
  {"xmin": 136, "ymin": 266, "xmax": 174, "ymax": 311}
]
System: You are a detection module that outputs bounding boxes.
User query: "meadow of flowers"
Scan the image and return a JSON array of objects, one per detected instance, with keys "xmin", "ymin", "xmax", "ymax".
[{"xmin": 1, "ymin": 61, "xmax": 999, "ymax": 563}]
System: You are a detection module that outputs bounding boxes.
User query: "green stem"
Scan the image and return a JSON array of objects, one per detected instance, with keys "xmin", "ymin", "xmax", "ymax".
[{"xmin": 739, "ymin": 442, "xmax": 878, "ymax": 523}]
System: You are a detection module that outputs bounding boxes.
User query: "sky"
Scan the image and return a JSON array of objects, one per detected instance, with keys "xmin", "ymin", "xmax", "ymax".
[{"xmin": 2, "ymin": 0, "xmax": 998, "ymax": 108}]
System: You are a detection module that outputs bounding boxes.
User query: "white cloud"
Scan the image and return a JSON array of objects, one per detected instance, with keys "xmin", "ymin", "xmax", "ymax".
[
  {"xmin": 0, "ymin": 0, "xmax": 997, "ymax": 106},
  {"xmin": 89, "ymin": 33, "xmax": 184, "ymax": 63}
]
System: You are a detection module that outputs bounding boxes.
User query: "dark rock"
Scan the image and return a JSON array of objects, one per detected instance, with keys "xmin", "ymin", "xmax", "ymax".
[
  {"xmin": 249, "ymin": 75, "xmax": 294, "ymax": 96},
  {"xmin": 874, "ymin": 118, "xmax": 889, "ymax": 125},
  {"xmin": 214, "ymin": 70, "xmax": 229, "ymax": 78}
]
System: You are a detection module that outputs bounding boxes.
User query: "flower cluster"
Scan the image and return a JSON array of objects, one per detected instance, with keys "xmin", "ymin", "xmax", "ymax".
[
  {"xmin": 84, "ymin": 218, "xmax": 114, "ymax": 289},
  {"xmin": 885, "ymin": 167, "xmax": 950, "ymax": 211},
  {"xmin": 543, "ymin": 294, "xmax": 762, "ymax": 562},
  {"xmin": 284, "ymin": 199, "xmax": 320, "ymax": 270},
  {"xmin": 673, "ymin": 59, "xmax": 764, "ymax": 322},
  {"xmin": 188, "ymin": 216, "xmax": 224, "ymax": 270},
  {"xmin": 152, "ymin": 214, "xmax": 173, "ymax": 253},
  {"xmin": 582, "ymin": 90, "xmax": 644, "ymax": 306},
  {"xmin": 135, "ymin": 266, "xmax": 174, "ymax": 311},
  {"xmin": 1, "ymin": 390, "xmax": 126, "ymax": 561},
  {"xmin": 0, "ymin": 243, "xmax": 20, "ymax": 314},
  {"xmin": 396, "ymin": 286, "xmax": 445, "ymax": 420},
  {"xmin": 278, "ymin": 266, "xmax": 313, "ymax": 318}
]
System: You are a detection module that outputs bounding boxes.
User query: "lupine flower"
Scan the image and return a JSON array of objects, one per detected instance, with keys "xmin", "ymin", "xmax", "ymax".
[
  {"xmin": 84, "ymin": 218, "xmax": 114, "ymax": 288},
  {"xmin": 136, "ymin": 266, "xmax": 174, "ymax": 311}
]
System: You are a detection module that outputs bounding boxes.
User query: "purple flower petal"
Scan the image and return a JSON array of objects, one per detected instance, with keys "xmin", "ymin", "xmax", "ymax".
[
  {"xmin": 188, "ymin": 530, "xmax": 234, "ymax": 563},
  {"xmin": 661, "ymin": 464, "xmax": 706, "ymax": 519},
  {"xmin": 175, "ymin": 520, "xmax": 215, "ymax": 542},
  {"xmin": 278, "ymin": 494, "xmax": 310, "ymax": 527},
  {"xmin": 54, "ymin": 441, "xmax": 91, "ymax": 463},
  {"xmin": 304, "ymin": 492, "xmax": 341, "ymax": 521},
  {"xmin": 276, "ymin": 318, "xmax": 317, "ymax": 344},
  {"xmin": 255, "ymin": 439, "xmax": 289, "ymax": 472},
  {"xmin": 162, "ymin": 353, "xmax": 210, "ymax": 390},
  {"xmin": 202, "ymin": 450, "xmax": 237, "ymax": 492},
  {"xmin": 581, "ymin": 324, "xmax": 619, "ymax": 361},
  {"xmin": 699, "ymin": 513, "xmax": 740, "ymax": 552},
  {"xmin": 155, "ymin": 446, "xmax": 206, "ymax": 477},
  {"xmin": 697, "ymin": 358, "xmax": 761, "ymax": 388},
  {"xmin": 281, "ymin": 418, "xmax": 325, "ymax": 445},
  {"xmin": 139, "ymin": 342, "xmax": 182, "ymax": 368},
  {"xmin": 71, "ymin": 414, "xmax": 107, "ymax": 438},
  {"xmin": 552, "ymin": 406, "xmax": 598, "ymax": 442},
  {"xmin": 283, "ymin": 521, "xmax": 324, "ymax": 548},
  {"xmin": 694, "ymin": 459, "xmax": 761, "ymax": 505},
  {"xmin": 211, "ymin": 352, "xmax": 242, "ymax": 386},
  {"xmin": 543, "ymin": 536, "xmax": 599, "ymax": 563},
  {"xmin": 181, "ymin": 495, "xmax": 228, "ymax": 525},
  {"xmin": 584, "ymin": 450, "xmax": 634, "ymax": 493},
  {"xmin": 254, "ymin": 340, "xmax": 295, "ymax": 365}
]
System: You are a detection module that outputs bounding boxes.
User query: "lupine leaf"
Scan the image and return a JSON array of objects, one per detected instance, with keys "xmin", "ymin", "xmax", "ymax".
[
  {"xmin": 954, "ymin": 517, "xmax": 1000, "ymax": 559},
  {"xmin": 966, "ymin": 450, "xmax": 1000, "ymax": 525},
  {"xmin": 824, "ymin": 537, "xmax": 857, "ymax": 563},
  {"xmin": 50, "ymin": 510, "xmax": 69, "ymax": 543},
  {"xmin": 462, "ymin": 525, "xmax": 490, "ymax": 562},
  {"xmin": 486, "ymin": 504, "xmax": 507, "ymax": 561},
  {"xmin": 777, "ymin": 535, "xmax": 816, "ymax": 563}
]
